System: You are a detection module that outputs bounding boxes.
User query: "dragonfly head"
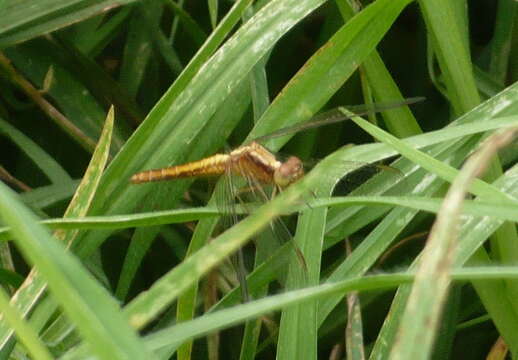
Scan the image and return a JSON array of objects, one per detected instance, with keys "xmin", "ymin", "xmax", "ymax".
[{"xmin": 274, "ymin": 156, "xmax": 304, "ymax": 188}]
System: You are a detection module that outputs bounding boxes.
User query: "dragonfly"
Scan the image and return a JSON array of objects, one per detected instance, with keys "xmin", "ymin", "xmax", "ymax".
[
  {"xmin": 131, "ymin": 97, "xmax": 423, "ymax": 188},
  {"xmin": 131, "ymin": 97, "xmax": 424, "ymax": 300}
]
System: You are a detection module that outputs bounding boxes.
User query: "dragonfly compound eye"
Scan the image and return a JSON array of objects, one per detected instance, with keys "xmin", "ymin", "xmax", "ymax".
[{"xmin": 274, "ymin": 156, "xmax": 304, "ymax": 188}]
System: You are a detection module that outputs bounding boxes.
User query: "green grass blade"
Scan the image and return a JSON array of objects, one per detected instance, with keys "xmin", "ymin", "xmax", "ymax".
[
  {"xmin": 3, "ymin": 42, "xmax": 130, "ymax": 151},
  {"xmin": 69, "ymin": 8, "xmax": 133, "ymax": 57},
  {"xmin": 0, "ymin": 117, "xmax": 71, "ymax": 184},
  {"xmin": 370, "ymin": 164, "xmax": 518, "ymax": 358},
  {"xmin": 0, "ymin": 287, "xmax": 53, "ymax": 360},
  {"xmin": 388, "ymin": 129, "xmax": 517, "ymax": 360},
  {"xmin": 0, "ymin": 109, "xmax": 154, "ymax": 359},
  {"xmin": 0, "ymin": 109, "xmax": 114, "ymax": 352},
  {"xmin": 348, "ymin": 112, "xmax": 516, "ymax": 204},
  {"xmin": 119, "ymin": 7, "xmax": 154, "ymax": 98},
  {"xmin": 312, "ymin": 84, "xmax": 518, "ymax": 351},
  {"xmin": 0, "ymin": 0, "xmax": 137, "ymax": 49},
  {"xmin": 0, "ymin": 183, "xmax": 153, "ymax": 360},
  {"xmin": 418, "ymin": 0, "xmax": 481, "ymax": 114},
  {"xmin": 4, "ymin": 193, "xmax": 518, "ymax": 242},
  {"xmin": 19, "ymin": 181, "xmax": 79, "ymax": 210},
  {"xmin": 142, "ymin": 267, "xmax": 518, "ymax": 354},
  {"xmin": 489, "ymin": 0, "xmax": 517, "ymax": 84},
  {"xmin": 247, "ymin": 0, "xmax": 414, "ymax": 148},
  {"xmin": 163, "ymin": 0, "xmax": 207, "ymax": 46},
  {"xmin": 336, "ymin": 1, "xmax": 422, "ymax": 137}
]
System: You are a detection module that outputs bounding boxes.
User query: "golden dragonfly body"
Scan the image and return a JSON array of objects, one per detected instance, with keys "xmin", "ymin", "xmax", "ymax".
[{"xmin": 131, "ymin": 141, "xmax": 304, "ymax": 189}]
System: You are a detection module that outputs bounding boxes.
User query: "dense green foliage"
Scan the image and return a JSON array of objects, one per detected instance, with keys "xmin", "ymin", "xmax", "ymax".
[{"xmin": 0, "ymin": 0, "xmax": 517, "ymax": 359}]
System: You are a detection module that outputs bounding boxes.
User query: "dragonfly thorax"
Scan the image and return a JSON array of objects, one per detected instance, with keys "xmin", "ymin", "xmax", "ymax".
[
  {"xmin": 274, "ymin": 156, "xmax": 304, "ymax": 188},
  {"xmin": 229, "ymin": 142, "xmax": 303, "ymax": 187}
]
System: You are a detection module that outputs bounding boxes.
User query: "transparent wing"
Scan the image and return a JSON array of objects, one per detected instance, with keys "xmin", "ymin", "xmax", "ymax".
[
  {"xmin": 271, "ymin": 148, "xmax": 407, "ymax": 196},
  {"xmin": 240, "ymin": 169, "xmax": 308, "ymax": 281},
  {"xmin": 214, "ymin": 162, "xmax": 252, "ymax": 302},
  {"xmin": 330, "ymin": 158, "xmax": 407, "ymax": 197},
  {"xmin": 252, "ymin": 97, "xmax": 424, "ymax": 143},
  {"xmin": 214, "ymin": 158, "xmax": 307, "ymax": 301}
]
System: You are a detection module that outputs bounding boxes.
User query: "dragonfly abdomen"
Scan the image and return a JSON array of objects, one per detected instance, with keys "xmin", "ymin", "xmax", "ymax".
[{"xmin": 131, "ymin": 154, "xmax": 230, "ymax": 184}]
